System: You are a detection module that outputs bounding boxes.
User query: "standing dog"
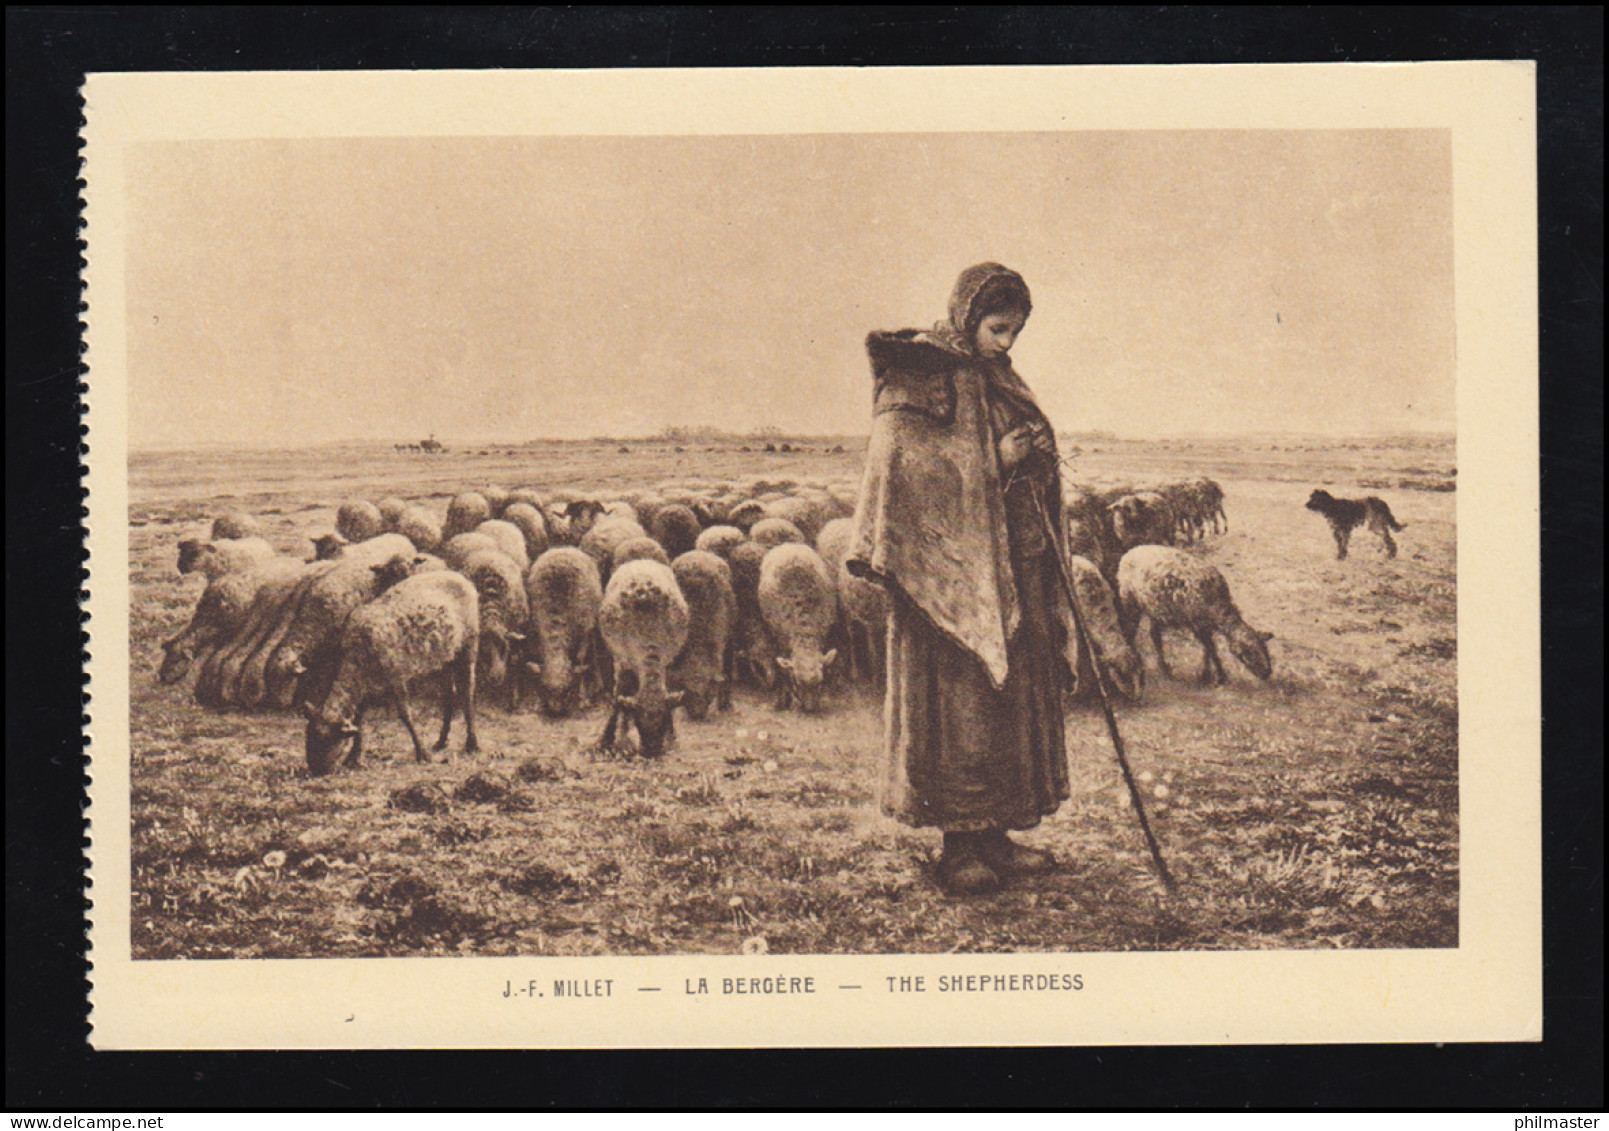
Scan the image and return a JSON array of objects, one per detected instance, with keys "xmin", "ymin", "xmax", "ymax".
[{"xmin": 1305, "ymin": 489, "xmax": 1406, "ymax": 559}]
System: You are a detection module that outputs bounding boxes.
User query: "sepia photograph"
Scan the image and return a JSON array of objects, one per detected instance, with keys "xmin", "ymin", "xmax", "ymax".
[{"xmin": 81, "ymin": 64, "xmax": 1539, "ymax": 1049}]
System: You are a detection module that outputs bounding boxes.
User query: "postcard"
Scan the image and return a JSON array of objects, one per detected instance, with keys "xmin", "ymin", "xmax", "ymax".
[{"xmin": 83, "ymin": 63, "xmax": 1539, "ymax": 1048}]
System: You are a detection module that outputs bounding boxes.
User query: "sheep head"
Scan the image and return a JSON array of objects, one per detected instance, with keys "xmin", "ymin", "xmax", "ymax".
[
  {"xmin": 301, "ymin": 701, "xmax": 359, "ymax": 776},
  {"xmin": 176, "ymin": 539, "xmax": 210, "ymax": 575},
  {"xmin": 1228, "ymin": 625, "xmax": 1275, "ymax": 681},
  {"xmin": 311, "ymin": 533, "xmax": 348, "ymax": 561},
  {"xmin": 157, "ymin": 634, "xmax": 195, "ymax": 685},
  {"xmin": 1093, "ymin": 642, "xmax": 1145, "ymax": 703},
  {"xmin": 616, "ymin": 690, "xmax": 683, "ymax": 758},
  {"xmin": 526, "ymin": 657, "xmax": 584, "ymax": 719},
  {"xmin": 776, "ymin": 648, "xmax": 836, "ymax": 712}
]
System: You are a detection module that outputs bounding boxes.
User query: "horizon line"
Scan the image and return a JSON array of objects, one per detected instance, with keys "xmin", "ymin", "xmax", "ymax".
[{"xmin": 129, "ymin": 426, "xmax": 1459, "ymax": 453}]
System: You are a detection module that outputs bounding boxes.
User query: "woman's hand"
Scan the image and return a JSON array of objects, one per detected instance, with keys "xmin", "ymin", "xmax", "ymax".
[
  {"xmin": 998, "ymin": 425, "xmax": 1036, "ymax": 469},
  {"xmin": 1029, "ymin": 424, "xmax": 1057, "ymax": 459},
  {"xmin": 999, "ymin": 423, "xmax": 1056, "ymax": 470}
]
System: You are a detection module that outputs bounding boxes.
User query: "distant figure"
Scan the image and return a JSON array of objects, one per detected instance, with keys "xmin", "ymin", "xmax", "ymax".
[
  {"xmin": 847, "ymin": 263, "xmax": 1079, "ymax": 896},
  {"xmin": 1305, "ymin": 489, "xmax": 1406, "ymax": 560}
]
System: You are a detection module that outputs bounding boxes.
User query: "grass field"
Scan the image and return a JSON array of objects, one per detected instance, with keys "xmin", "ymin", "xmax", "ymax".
[{"xmin": 125, "ymin": 433, "xmax": 1458, "ymax": 957}]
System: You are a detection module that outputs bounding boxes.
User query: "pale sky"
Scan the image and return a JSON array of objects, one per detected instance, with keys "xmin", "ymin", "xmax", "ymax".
[{"xmin": 127, "ymin": 130, "xmax": 1453, "ymax": 448}]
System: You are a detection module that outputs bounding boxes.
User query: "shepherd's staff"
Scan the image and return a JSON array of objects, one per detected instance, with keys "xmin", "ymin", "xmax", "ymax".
[{"xmin": 1023, "ymin": 460, "xmax": 1179, "ymax": 897}]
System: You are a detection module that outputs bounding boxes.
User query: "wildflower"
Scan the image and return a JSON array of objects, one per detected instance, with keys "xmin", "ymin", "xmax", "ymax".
[
  {"xmin": 741, "ymin": 936, "xmax": 769, "ymax": 956},
  {"xmin": 262, "ymin": 850, "xmax": 287, "ymax": 869}
]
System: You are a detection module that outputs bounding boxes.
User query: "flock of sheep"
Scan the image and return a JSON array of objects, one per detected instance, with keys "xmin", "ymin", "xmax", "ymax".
[{"xmin": 157, "ymin": 473, "xmax": 1272, "ymax": 776}]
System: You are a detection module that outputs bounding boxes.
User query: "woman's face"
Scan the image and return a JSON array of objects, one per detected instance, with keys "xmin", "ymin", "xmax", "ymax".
[{"xmin": 972, "ymin": 308, "xmax": 1028, "ymax": 358}]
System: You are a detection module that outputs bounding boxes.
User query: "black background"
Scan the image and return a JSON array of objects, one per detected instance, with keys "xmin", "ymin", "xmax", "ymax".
[{"xmin": 7, "ymin": 5, "xmax": 1602, "ymax": 1110}]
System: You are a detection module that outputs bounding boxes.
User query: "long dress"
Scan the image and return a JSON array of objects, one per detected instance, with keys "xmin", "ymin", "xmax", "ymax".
[{"xmin": 880, "ymin": 368, "xmax": 1071, "ymax": 833}]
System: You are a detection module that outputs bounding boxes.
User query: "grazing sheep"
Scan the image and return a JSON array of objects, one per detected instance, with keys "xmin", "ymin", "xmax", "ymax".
[
  {"xmin": 522, "ymin": 547, "xmax": 604, "ymax": 718},
  {"xmin": 836, "ymin": 564, "xmax": 889, "ymax": 689},
  {"xmin": 695, "ymin": 525, "xmax": 747, "ymax": 560},
  {"xmin": 597, "ymin": 559, "xmax": 689, "ymax": 757},
  {"xmin": 669, "ymin": 551, "xmax": 736, "ymax": 719},
  {"xmin": 1064, "ymin": 503, "xmax": 1119, "ymax": 585},
  {"xmin": 195, "ymin": 558, "xmax": 327, "ymax": 708},
  {"xmin": 160, "ymin": 557, "xmax": 303, "ymax": 687},
  {"xmin": 459, "ymin": 547, "xmax": 529, "ymax": 698},
  {"xmin": 443, "ymin": 492, "xmax": 493, "ymax": 542},
  {"xmin": 702, "ymin": 496, "xmax": 735, "ymax": 526},
  {"xmin": 263, "ymin": 544, "xmax": 432, "ymax": 708},
  {"xmin": 177, "ymin": 536, "xmax": 276, "ymax": 579},
  {"xmin": 602, "ymin": 499, "xmax": 640, "ymax": 525},
  {"xmin": 376, "ymin": 497, "xmax": 408, "ymax": 532},
  {"xmin": 579, "ymin": 517, "xmax": 648, "ymax": 578},
  {"xmin": 727, "ymin": 540, "xmax": 778, "ymax": 689},
  {"xmin": 235, "ymin": 561, "xmax": 345, "ymax": 708},
  {"xmin": 727, "ymin": 499, "xmax": 768, "ymax": 534},
  {"xmin": 370, "ymin": 551, "xmax": 446, "ymax": 589},
  {"xmin": 757, "ymin": 543, "xmax": 838, "ymax": 712},
  {"xmin": 1095, "ymin": 483, "xmax": 1137, "ymax": 508},
  {"xmin": 649, "ymin": 503, "xmax": 702, "ymax": 559},
  {"xmin": 1066, "ymin": 554, "xmax": 1143, "ymax": 703},
  {"xmin": 301, "ymin": 571, "xmax": 481, "ymax": 776},
  {"xmin": 816, "ymin": 517, "xmax": 887, "ymax": 689},
  {"xmin": 396, "ymin": 505, "xmax": 443, "ymax": 553},
  {"xmin": 504, "ymin": 488, "xmax": 546, "ymax": 515},
  {"xmin": 441, "ymin": 531, "xmax": 503, "ymax": 572},
  {"xmin": 501, "ymin": 501, "xmax": 551, "ymax": 563},
  {"xmin": 475, "ymin": 519, "xmax": 530, "ymax": 570},
  {"xmin": 748, "ymin": 517, "xmax": 806, "ymax": 550},
  {"xmin": 210, "ymin": 512, "xmax": 263, "ymax": 541},
  {"xmin": 1157, "ymin": 482, "xmax": 1202, "ymax": 544},
  {"xmin": 330, "ymin": 532, "xmax": 416, "ymax": 568},
  {"xmin": 1116, "ymin": 545, "xmax": 1273, "ymax": 686},
  {"xmin": 480, "ymin": 485, "xmax": 511, "ymax": 516},
  {"xmin": 686, "ymin": 498, "xmax": 716, "ymax": 529},
  {"xmin": 336, "ymin": 500, "xmax": 385, "ymax": 544},
  {"xmin": 631, "ymin": 495, "xmax": 664, "ymax": 533},
  {"xmin": 764, "ymin": 496, "xmax": 826, "ymax": 544},
  {"xmin": 814, "ymin": 516, "xmax": 852, "ymax": 569},
  {"xmin": 1108, "ymin": 492, "xmax": 1177, "ymax": 554},
  {"xmin": 561, "ymin": 499, "xmax": 606, "ymax": 541},
  {"xmin": 1195, "ymin": 477, "xmax": 1227, "ymax": 533},
  {"xmin": 611, "ymin": 535, "xmax": 671, "ymax": 573}
]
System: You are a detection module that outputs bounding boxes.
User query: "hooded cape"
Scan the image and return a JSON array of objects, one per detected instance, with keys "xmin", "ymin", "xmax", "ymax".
[{"xmin": 845, "ymin": 265, "xmax": 1077, "ymax": 689}]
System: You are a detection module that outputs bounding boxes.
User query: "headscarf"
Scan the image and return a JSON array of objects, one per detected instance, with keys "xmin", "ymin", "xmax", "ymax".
[
  {"xmin": 935, "ymin": 263, "xmax": 1044, "ymax": 414},
  {"xmin": 947, "ymin": 262, "xmax": 1033, "ymax": 341}
]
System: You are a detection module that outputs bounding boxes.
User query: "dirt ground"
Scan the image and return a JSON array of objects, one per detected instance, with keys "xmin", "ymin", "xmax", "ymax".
[{"xmin": 125, "ymin": 433, "xmax": 1458, "ymax": 957}]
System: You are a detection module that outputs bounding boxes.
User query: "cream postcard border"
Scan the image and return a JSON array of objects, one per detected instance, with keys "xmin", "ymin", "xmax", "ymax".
[{"xmin": 83, "ymin": 63, "xmax": 1540, "ymax": 1049}]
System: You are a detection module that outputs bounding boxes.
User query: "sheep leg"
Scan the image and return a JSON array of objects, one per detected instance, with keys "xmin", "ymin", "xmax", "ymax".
[
  {"xmin": 1334, "ymin": 526, "xmax": 1350, "ymax": 560},
  {"xmin": 718, "ymin": 643, "xmax": 734, "ymax": 711},
  {"xmin": 595, "ymin": 633, "xmax": 615, "ymax": 697},
  {"xmin": 1197, "ymin": 630, "xmax": 1227, "ymax": 686},
  {"xmin": 508, "ymin": 652, "xmax": 524, "ymax": 714},
  {"xmin": 390, "ymin": 680, "xmax": 430, "ymax": 763},
  {"xmin": 344, "ymin": 703, "xmax": 367, "ymax": 768},
  {"xmin": 433, "ymin": 668, "xmax": 457, "ymax": 752},
  {"xmin": 460, "ymin": 646, "xmax": 480, "ymax": 755},
  {"xmin": 597, "ymin": 704, "xmax": 621, "ymax": 753},
  {"xmin": 1150, "ymin": 620, "xmax": 1172, "ymax": 679}
]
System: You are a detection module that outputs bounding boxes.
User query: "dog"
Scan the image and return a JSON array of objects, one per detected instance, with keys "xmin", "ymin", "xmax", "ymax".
[{"xmin": 1305, "ymin": 489, "xmax": 1406, "ymax": 560}]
